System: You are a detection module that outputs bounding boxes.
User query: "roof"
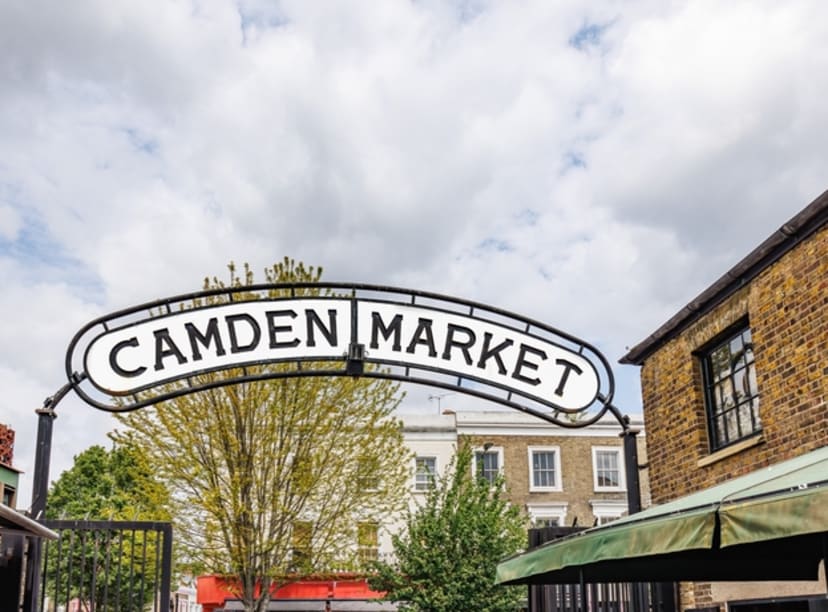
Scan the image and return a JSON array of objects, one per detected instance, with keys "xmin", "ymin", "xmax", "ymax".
[
  {"xmin": 621, "ymin": 189, "xmax": 828, "ymax": 365},
  {"xmin": 0, "ymin": 504, "xmax": 59, "ymax": 539},
  {"xmin": 454, "ymin": 409, "xmax": 643, "ymax": 436},
  {"xmin": 0, "ymin": 463, "xmax": 23, "ymax": 474}
]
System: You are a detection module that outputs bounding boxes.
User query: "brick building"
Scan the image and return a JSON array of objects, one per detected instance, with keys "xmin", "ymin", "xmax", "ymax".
[
  {"xmin": 618, "ymin": 190, "xmax": 828, "ymax": 610},
  {"xmin": 0, "ymin": 423, "xmax": 20, "ymax": 507},
  {"xmin": 382, "ymin": 409, "xmax": 646, "ymax": 557},
  {"xmin": 453, "ymin": 410, "xmax": 646, "ymax": 529},
  {"xmin": 496, "ymin": 191, "xmax": 828, "ymax": 612}
]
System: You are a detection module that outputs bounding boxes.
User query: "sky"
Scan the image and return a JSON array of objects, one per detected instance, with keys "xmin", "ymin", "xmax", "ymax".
[{"xmin": 1, "ymin": 0, "xmax": 827, "ymax": 510}]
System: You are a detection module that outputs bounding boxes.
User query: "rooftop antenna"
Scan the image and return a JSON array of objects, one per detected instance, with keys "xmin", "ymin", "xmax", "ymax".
[{"xmin": 428, "ymin": 392, "xmax": 454, "ymax": 414}]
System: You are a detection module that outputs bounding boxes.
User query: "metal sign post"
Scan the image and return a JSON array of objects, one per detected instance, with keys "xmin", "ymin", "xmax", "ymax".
[{"xmin": 23, "ymin": 381, "xmax": 74, "ymax": 612}]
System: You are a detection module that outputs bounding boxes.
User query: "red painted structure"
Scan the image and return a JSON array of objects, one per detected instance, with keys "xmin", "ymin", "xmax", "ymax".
[{"xmin": 197, "ymin": 575, "xmax": 386, "ymax": 612}]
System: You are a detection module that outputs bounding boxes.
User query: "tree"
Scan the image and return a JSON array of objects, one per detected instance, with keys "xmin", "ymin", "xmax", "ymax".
[
  {"xmin": 45, "ymin": 443, "xmax": 172, "ymax": 611},
  {"xmin": 115, "ymin": 259, "xmax": 410, "ymax": 612},
  {"xmin": 370, "ymin": 442, "xmax": 527, "ymax": 612},
  {"xmin": 47, "ymin": 444, "xmax": 171, "ymax": 522}
]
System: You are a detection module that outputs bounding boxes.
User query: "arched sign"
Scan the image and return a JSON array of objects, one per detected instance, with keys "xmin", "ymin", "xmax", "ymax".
[{"xmin": 66, "ymin": 283, "xmax": 616, "ymax": 427}]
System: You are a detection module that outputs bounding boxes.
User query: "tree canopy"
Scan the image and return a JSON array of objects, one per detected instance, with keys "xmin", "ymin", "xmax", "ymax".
[
  {"xmin": 370, "ymin": 442, "xmax": 527, "ymax": 612},
  {"xmin": 115, "ymin": 259, "xmax": 410, "ymax": 612},
  {"xmin": 47, "ymin": 443, "xmax": 171, "ymax": 521}
]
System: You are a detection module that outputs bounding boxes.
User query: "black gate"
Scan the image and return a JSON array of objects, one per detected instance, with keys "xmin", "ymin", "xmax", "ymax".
[
  {"xmin": 527, "ymin": 527, "xmax": 677, "ymax": 612},
  {"xmin": 529, "ymin": 581, "xmax": 676, "ymax": 612},
  {"xmin": 32, "ymin": 520, "xmax": 172, "ymax": 612}
]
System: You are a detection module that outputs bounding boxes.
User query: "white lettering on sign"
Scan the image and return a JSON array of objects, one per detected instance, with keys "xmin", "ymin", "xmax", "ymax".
[{"xmin": 83, "ymin": 298, "xmax": 601, "ymax": 411}]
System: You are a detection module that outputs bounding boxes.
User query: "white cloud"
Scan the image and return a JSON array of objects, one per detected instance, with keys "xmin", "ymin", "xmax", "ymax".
[
  {"xmin": 1, "ymin": 0, "xmax": 826, "ymax": 507},
  {"xmin": 0, "ymin": 205, "xmax": 22, "ymax": 241}
]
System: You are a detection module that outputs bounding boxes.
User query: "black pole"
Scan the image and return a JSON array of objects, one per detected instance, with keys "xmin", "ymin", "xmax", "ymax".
[
  {"xmin": 620, "ymin": 418, "xmax": 644, "ymax": 611},
  {"xmin": 23, "ymin": 380, "xmax": 75, "ymax": 612},
  {"xmin": 621, "ymin": 425, "xmax": 642, "ymax": 515}
]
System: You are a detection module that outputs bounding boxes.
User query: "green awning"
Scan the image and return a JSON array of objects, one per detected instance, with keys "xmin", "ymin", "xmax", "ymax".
[{"xmin": 497, "ymin": 445, "xmax": 828, "ymax": 585}]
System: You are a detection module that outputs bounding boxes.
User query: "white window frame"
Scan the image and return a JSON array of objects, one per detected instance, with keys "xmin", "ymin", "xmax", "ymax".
[
  {"xmin": 590, "ymin": 500, "xmax": 628, "ymax": 525},
  {"xmin": 414, "ymin": 455, "xmax": 437, "ymax": 492},
  {"xmin": 528, "ymin": 446, "xmax": 562, "ymax": 492},
  {"xmin": 357, "ymin": 521, "xmax": 379, "ymax": 563},
  {"xmin": 472, "ymin": 446, "xmax": 504, "ymax": 483},
  {"xmin": 591, "ymin": 446, "xmax": 626, "ymax": 492},
  {"xmin": 527, "ymin": 503, "xmax": 568, "ymax": 528}
]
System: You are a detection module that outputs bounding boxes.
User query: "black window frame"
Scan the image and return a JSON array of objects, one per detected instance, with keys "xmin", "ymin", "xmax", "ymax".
[{"xmin": 699, "ymin": 320, "xmax": 761, "ymax": 452}]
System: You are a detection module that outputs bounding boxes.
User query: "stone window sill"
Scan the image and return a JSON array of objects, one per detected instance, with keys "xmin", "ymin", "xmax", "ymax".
[{"xmin": 696, "ymin": 434, "xmax": 764, "ymax": 468}]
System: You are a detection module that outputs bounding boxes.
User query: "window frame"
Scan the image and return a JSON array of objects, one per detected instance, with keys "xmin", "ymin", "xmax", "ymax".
[
  {"xmin": 291, "ymin": 520, "xmax": 313, "ymax": 567},
  {"xmin": 472, "ymin": 446, "xmax": 503, "ymax": 484},
  {"xmin": 699, "ymin": 321, "xmax": 761, "ymax": 452},
  {"xmin": 1, "ymin": 484, "xmax": 15, "ymax": 507},
  {"xmin": 590, "ymin": 500, "xmax": 628, "ymax": 525},
  {"xmin": 414, "ymin": 456, "xmax": 437, "ymax": 492},
  {"xmin": 528, "ymin": 446, "xmax": 562, "ymax": 492},
  {"xmin": 357, "ymin": 521, "xmax": 379, "ymax": 564},
  {"xmin": 591, "ymin": 446, "xmax": 625, "ymax": 492},
  {"xmin": 527, "ymin": 503, "xmax": 568, "ymax": 528}
]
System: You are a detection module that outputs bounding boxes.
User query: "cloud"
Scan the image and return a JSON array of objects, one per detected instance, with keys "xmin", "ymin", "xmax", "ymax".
[{"xmin": 1, "ymin": 0, "xmax": 826, "ymax": 507}]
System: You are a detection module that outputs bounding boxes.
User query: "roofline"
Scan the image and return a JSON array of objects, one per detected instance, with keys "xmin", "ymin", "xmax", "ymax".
[
  {"xmin": 621, "ymin": 189, "xmax": 828, "ymax": 365},
  {"xmin": 0, "ymin": 504, "xmax": 59, "ymax": 539}
]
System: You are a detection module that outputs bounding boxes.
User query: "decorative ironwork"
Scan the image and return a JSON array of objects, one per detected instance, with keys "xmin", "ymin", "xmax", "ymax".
[
  {"xmin": 36, "ymin": 520, "xmax": 172, "ymax": 612},
  {"xmin": 65, "ymin": 282, "xmax": 616, "ymax": 428}
]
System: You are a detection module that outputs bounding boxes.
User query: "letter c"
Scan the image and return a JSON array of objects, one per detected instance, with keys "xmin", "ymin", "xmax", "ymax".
[{"xmin": 109, "ymin": 337, "xmax": 148, "ymax": 378}]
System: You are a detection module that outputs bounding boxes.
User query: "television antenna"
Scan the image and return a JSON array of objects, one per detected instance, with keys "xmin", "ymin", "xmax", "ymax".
[{"xmin": 428, "ymin": 392, "xmax": 454, "ymax": 413}]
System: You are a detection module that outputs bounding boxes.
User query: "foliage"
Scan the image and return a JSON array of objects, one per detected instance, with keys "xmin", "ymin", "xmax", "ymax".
[
  {"xmin": 115, "ymin": 258, "xmax": 410, "ymax": 612},
  {"xmin": 370, "ymin": 442, "xmax": 527, "ymax": 612},
  {"xmin": 45, "ymin": 443, "xmax": 171, "ymax": 611},
  {"xmin": 47, "ymin": 443, "xmax": 170, "ymax": 521}
]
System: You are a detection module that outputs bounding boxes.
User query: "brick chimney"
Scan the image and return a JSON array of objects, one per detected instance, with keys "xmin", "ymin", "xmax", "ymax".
[{"xmin": 0, "ymin": 423, "xmax": 14, "ymax": 467}]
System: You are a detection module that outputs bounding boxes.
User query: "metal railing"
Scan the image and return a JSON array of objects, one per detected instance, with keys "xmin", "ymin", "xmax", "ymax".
[{"xmin": 33, "ymin": 520, "xmax": 172, "ymax": 612}]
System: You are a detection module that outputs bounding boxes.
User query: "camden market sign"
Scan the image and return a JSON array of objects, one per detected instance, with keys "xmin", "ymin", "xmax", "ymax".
[{"xmin": 67, "ymin": 283, "xmax": 616, "ymax": 426}]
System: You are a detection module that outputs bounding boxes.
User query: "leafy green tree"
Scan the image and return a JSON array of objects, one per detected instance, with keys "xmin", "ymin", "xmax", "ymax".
[
  {"xmin": 45, "ymin": 443, "xmax": 171, "ymax": 611},
  {"xmin": 115, "ymin": 259, "xmax": 410, "ymax": 612},
  {"xmin": 47, "ymin": 444, "xmax": 170, "ymax": 521},
  {"xmin": 370, "ymin": 442, "xmax": 527, "ymax": 612}
]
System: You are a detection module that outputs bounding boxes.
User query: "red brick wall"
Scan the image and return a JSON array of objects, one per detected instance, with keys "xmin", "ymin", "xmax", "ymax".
[{"xmin": 0, "ymin": 423, "xmax": 14, "ymax": 466}]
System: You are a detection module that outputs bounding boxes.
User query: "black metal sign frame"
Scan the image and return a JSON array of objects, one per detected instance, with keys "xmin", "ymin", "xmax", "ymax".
[
  {"xmin": 26, "ymin": 283, "xmax": 639, "ymax": 612},
  {"xmin": 65, "ymin": 282, "xmax": 616, "ymax": 428}
]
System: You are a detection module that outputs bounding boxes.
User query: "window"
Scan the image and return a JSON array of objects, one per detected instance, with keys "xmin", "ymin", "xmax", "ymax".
[
  {"xmin": 291, "ymin": 521, "xmax": 312, "ymax": 567},
  {"xmin": 2, "ymin": 485, "xmax": 14, "ymax": 507},
  {"xmin": 528, "ymin": 447, "xmax": 561, "ymax": 491},
  {"xmin": 357, "ymin": 458, "xmax": 380, "ymax": 491},
  {"xmin": 590, "ymin": 500, "xmax": 627, "ymax": 525},
  {"xmin": 473, "ymin": 448, "xmax": 502, "ymax": 484},
  {"xmin": 592, "ymin": 447, "xmax": 625, "ymax": 491},
  {"xmin": 414, "ymin": 456, "xmax": 437, "ymax": 491},
  {"xmin": 357, "ymin": 522, "xmax": 379, "ymax": 564},
  {"xmin": 701, "ymin": 324, "xmax": 761, "ymax": 451},
  {"xmin": 527, "ymin": 503, "xmax": 568, "ymax": 527}
]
